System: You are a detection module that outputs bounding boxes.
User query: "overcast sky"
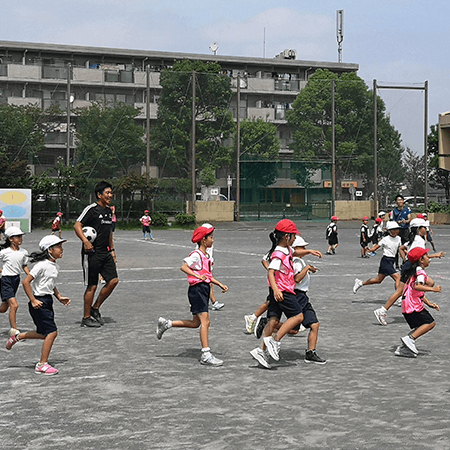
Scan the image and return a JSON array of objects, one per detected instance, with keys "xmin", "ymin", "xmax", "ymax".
[{"xmin": 3, "ymin": 0, "xmax": 449, "ymax": 155}]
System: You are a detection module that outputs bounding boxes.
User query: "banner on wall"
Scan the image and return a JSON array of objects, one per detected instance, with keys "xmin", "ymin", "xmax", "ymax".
[{"xmin": 0, "ymin": 189, "xmax": 32, "ymax": 233}]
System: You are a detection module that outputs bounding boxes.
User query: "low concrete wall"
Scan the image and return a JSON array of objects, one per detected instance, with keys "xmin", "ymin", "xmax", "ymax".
[
  {"xmin": 428, "ymin": 212, "xmax": 450, "ymax": 224},
  {"xmin": 189, "ymin": 201, "xmax": 235, "ymax": 223},
  {"xmin": 335, "ymin": 200, "xmax": 377, "ymax": 220}
]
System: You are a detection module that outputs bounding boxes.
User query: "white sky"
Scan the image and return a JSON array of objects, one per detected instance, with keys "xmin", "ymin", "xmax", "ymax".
[{"xmin": 3, "ymin": 0, "xmax": 449, "ymax": 155}]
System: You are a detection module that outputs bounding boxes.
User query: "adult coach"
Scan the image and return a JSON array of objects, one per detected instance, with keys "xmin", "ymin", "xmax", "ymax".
[
  {"xmin": 74, "ymin": 181, "xmax": 119, "ymax": 328},
  {"xmin": 390, "ymin": 194, "xmax": 412, "ymax": 244}
]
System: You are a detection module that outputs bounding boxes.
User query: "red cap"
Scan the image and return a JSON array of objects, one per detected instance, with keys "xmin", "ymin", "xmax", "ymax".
[
  {"xmin": 192, "ymin": 226, "xmax": 214, "ymax": 243},
  {"xmin": 275, "ymin": 219, "xmax": 299, "ymax": 234},
  {"xmin": 144, "ymin": 210, "xmax": 149, "ymax": 213},
  {"xmin": 416, "ymin": 213, "xmax": 425, "ymax": 219},
  {"xmin": 57, "ymin": 212, "xmax": 63, "ymax": 216},
  {"xmin": 407, "ymin": 247, "xmax": 429, "ymax": 263},
  {"xmin": 331, "ymin": 216, "xmax": 339, "ymax": 221},
  {"xmin": 362, "ymin": 216, "xmax": 369, "ymax": 221},
  {"xmin": 375, "ymin": 217, "xmax": 382, "ymax": 223}
]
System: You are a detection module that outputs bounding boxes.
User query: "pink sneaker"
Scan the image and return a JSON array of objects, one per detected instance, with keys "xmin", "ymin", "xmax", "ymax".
[
  {"xmin": 35, "ymin": 363, "xmax": 59, "ymax": 375},
  {"xmin": 5, "ymin": 334, "xmax": 19, "ymax": 350}
]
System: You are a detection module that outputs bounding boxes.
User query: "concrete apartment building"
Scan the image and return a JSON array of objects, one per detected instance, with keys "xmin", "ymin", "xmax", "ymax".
[{"xmin": 0, "ymin": 40, "xmax": 358, "ymax": 204}]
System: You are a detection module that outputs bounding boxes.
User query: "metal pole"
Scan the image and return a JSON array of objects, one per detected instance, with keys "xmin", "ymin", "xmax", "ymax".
[
  {"xmin": 236, "ymin": 73, "xmax": 241, "ymax": 221},
  {"xmin": 331, "ymin": 79, "xmax": 336, "ymax": 214},
  {"xmin": 190, "ymin": 71, "xmax": 196, "ymax": 215},
  {"xmin": 146, "ymin": 65, "xmax": 150, "ymax": 176},
  {"xmin": 66, "ymin": 63, "xmax": 71, "ymax": 166},
  {"xmin": 373, "ymin": 79, "xmax": 378, "ymax": 218},
  {"xmin": 424, "ymin": 80, "xmax": 429, "ymax": 211}
]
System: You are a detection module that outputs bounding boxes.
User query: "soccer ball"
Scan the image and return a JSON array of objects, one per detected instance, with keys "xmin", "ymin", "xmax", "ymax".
[{"xmin": 82, "ymin": 226, "xmax": 97, "ymax": 243}]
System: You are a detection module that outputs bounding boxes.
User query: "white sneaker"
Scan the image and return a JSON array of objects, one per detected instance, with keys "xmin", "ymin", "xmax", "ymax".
[
  {"xmin": 9, "ymin": 328, "xmax": 20, "ymax": 337},
  {"xmin": 353, "ymin": 278, "xmax": 363, "ymax": 294},
  {"xmin": 374, "ymin": 308, "xmax": 387, "ymax": 326},
  {"xmin": 200, "ymin": 353, "xmax": 223, "ymax": 366},
  {"xmin": 244, "ymin": 315, "xmax": 256, "ymax": 334},
  {"xmin": 401, "ymin": 335, "xmax": 418, "ymax": 355},
  {"xmin": 250, "ymin": 347, "xmax": 271, "ymax": 369},
  {"xmin": 394, "ymin": 344, "xmax": 417, "ymax": 358},
  {"xmin": 156, "ymin": 317, "xmax": 170, "ymax": 340},
  {"xmin": 263, "ymin": 336, "xmax": 280, "ymax": 361},
  {"xmin": 210, "ymin": 301, "xmax": 224, "ymax": 310}
]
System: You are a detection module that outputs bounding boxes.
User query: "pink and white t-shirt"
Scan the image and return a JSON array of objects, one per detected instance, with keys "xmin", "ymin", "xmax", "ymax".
[{"xmin": 402, "ymin": 267, "xmax": 427, "ymax": 314}]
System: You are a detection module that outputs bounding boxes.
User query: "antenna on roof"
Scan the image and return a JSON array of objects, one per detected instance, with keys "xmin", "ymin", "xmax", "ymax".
[
  {"xmin": 336, "ymin": 10, "xmax": 344, "ymax": 63},
  {"xmin": 209, "ymin": 42, "xmax": 219, "ymax": 56}
]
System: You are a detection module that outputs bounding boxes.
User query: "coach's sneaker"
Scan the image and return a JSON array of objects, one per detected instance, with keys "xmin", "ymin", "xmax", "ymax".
[
  {"xmin": 90, "ymin": 308, "xmax": 104, "ymax": 325},
  {"xmin": 35, "ymin": 362, "xmax": 58, "ymax": 375},
  {"xmin": 9, "ymin": 327, "xmax": 20, "ymax": 337},
  {"xmin": 210, "ymin": 301, "xmax": 225, "ymax": 311},
  {"xmin": 81, "ymin": 317, "xmax": 102, "ymax": 328},
  {"xmin": 374, "ymin": 307, "xmax": 388, "ymax": 326},
  {"xmin": 263, "ymin": 336, "xmax": 281, "ymax": 361},
  {"xmin": 353, "ymin": 278, "xmax": 363, "ymax": 294},
  {"xmin": 305, "ymin": 349, "xmax": 327, "ymax": 365},
  {"xmin": 250, "ymin": 347, "xmax": 271, "ymax": 369},
  {"xmin": 401, "ymin": 335, "xmax": 418, "ymax": 355},
  {"xmin": 5, "ymin": 334, "xmax": 19, "ymax": 350},
  {"xmin": 254, "ymin": 316, "xmax": 268, "ymax": 339},
  {"xmin": 156, "ymin": 317, "xmax": 171, "ymax": 340},
  {"xmin": 244, "ymin": 314, "xmax": 257, "ymax": 334},
  {"xmin": 394, "ymin": 344, "xmax": 417, "ymax": 358},
  {"xmin": 200, "ymin": 353, "xmax": 223, "ymax": 366}
]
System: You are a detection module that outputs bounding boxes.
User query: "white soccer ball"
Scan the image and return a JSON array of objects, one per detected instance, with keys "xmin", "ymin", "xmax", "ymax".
[{"xmin": 82, "ymin": 226, "xmax": 97, "ymax": 243}]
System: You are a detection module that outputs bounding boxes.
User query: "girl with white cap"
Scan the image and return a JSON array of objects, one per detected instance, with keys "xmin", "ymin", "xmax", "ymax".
[
  {"xmin": 0, "ymin": 226, "xmax": 29, "ymax": 337},
  {"xmin": 5, "ymin": 235, "xmax": 70, "ymax": 375}
]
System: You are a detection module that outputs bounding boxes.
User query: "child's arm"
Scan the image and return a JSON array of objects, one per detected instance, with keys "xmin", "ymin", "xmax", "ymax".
[
  {"xmin": 261, "ymin": 259, "xmax": 269, "ymax": 271},
  {"xmin": 414, "ymin": 282, "xmax": 441, "ymax": 294},
  {"xmin": 22, "ymin": 274, "xmax": 43, "ymax": 309},
  {"xmin": 429, "ymin": 252, "xmax": 445, "ymax": 259},
  {"xmin": 399, "ymin": 244, "xmax": 407, "ymax": 260},
  {"xmin": 53, "ymin": 287, "xmax": 70, "ymax": 306},
  {"xmin": 268, "ymin": 269, "xmax": 283, "ymax": 302},
  {"xmin": 367, "ymin": 243, "xmax": 381, "ymax": 253},
  {"xmin": 294, "ymin": 265, "xmax": 317, "ymax": 283},
  {"xmin": 210, "ymin": 276, "xmax": 228, "ymax": 293},
  {"xmin": 422, "ymin": 295, "xmax": 440, "ymax": 311},
  {"xmin": 293, "ymin": 248, "xmax": 322, "ymax": 259},
  {"xmin": 23, "ymin": 264, "xmax": 30, "ymax": 276},
  {"xmin": 180, "ymin": 262, "xmax": 206, "ymax": 281}
]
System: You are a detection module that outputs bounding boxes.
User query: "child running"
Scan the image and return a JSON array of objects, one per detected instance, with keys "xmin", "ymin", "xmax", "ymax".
[
  {"xmin": 156, "ymin": 225, "xmax": 228, "ymax": 366},
  {"xmin": 250, "ymin": 219, "xmax": 304, "ymax": 368},
  {"xmin": 0, "ymin": 226, "xmax": 29, "ymax": 337},
  {"xmin": 352, "ymin": 221, "xmax": 402, "ymax": 325},
  {"xmin": 326, "ymin": 216, "xmax": 339, "ymax": 255},
  {"xmin": 51, "ymin": 212, "xmax": 63, "ymax": 238},
  {"xmin": 394, "ymin": 247, "xmax": 441, "ymax": 357},
  {"xmin": 5, "ymin": 235, "xmax": 70, "ymax": 375}
]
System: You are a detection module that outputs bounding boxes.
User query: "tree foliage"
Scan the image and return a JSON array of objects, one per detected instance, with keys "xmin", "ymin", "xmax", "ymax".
[
  {"xmin": 287, "ymin": 69, "xmax": 403, "ymax": 200},
  {"xmin": 75, "ymin": 102, "xmax": 145, "ymax": 179},
  {"xmin": 152, "ymin": 60, "xmax": 235, "ymax": 179},
  {"xmin": 403, "ymin": 147, "xmax": 425, "ymax": 199}
]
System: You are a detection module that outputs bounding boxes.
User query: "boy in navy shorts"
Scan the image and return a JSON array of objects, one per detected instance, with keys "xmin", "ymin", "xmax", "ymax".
[{"xmin": 156, "ymin": 225, "xmax": 228, "ymax": 366}]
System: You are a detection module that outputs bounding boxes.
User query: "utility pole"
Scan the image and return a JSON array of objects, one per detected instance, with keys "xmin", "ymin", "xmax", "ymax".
[
  {"xmin": 146, "ymin": 64, "xmax": 150, "ymax": 176},
  {"xmin": 336, "ymin": 10, "xmax": 344, "ymax": 63},
  {"xmin": 236, "ymin": 73, "xmax": 241, "ymax": 221},
  {"xmin": 190, "ymin": 71, "xmax": 196, "ymax": 215},
  {"xmin": 373, "ymin": 79, "xmax": 378, "ymax": 218},
  {"xmin": 66, "ymin": 62, "xmax": 71, "ymax": 166},
  {"xmin": 331, "ymin": 79, "xmax": 336, "ymax": 214},
  {"xmin": 424, "ymin": 80, "xmax": 429, "ymax": 211}
]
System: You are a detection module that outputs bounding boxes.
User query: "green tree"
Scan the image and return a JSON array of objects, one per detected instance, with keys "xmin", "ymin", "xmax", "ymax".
[
  {"xmin": 0, "ymin": 104, "xmax": 47, "ymax": 188},
  {"xmin": 238, "ymin": 118, "xmax": 281, "ymax": 201},
  {"xmin": 428, "ymin": 124, "xmax": 450, "ymax": 204},
  {"xmin": 152, "ymin": 60, "xmax": 235, "ymax": 180},
  {"xmin": 75, "ymin": 102, "xmax": 146, "ymax": 179},
  {"xmin": 287, "ymin": 69, "xmax": 403, "ymax": 199},
  {"xmin": 403, "ymin": 147, "xmax": 425, "ymax": 201}
]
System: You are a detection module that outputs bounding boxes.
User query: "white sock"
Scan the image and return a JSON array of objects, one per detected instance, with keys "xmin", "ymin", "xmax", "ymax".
[
  {"xmin": 202, "ymin": 347, "xmax": 212, "ymax": 358},
  {"xmin": 381, "ymin": 306, "xmax": 387, "ymax": 313},
  {"xmin": 250, "ymin": 314, "xmax": 257, "ymax": 320}
]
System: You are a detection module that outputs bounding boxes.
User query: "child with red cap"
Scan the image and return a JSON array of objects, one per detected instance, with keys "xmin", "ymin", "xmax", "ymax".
[
  {"xmin": 395, "ymin": 247, "xmax": 441, "ymax": 357},
  {"xmin": 140, "ymin": 210, "xmax": 154, "ymax": 241},
  {"xmin": 326, "ymin": 216, "xmax": 339, "ymax": 255},
  {"xmin": 51, "ymin": 212, "xmax": 63, "ymax": 238},
  {"xmin": 156, "ymin": 225, "xmax": 228, "ymax": 366}
]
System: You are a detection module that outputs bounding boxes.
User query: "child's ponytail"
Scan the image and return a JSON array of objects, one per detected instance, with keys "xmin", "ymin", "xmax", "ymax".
[
  {"xmin": 400, "ymin": 261, "xmax": 420, "ymax": 284},
  {"xmin": 267, "ymin": 230, "xmax": 285, "ymax": 259}
]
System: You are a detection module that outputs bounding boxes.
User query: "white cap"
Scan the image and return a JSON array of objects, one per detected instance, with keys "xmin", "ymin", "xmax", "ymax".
[
  {"xmin": 410, "ymin": 218, "xmax": 427, "ymax": 228},
  {"xmin": 201, "ymin": 223, "xmax": 214, "ymax": 229},
  {"xmin": 5, "ymin": 226, "xmax": 25, "ymax": 238},
  {"xmin": 39, "ymin": 235, "xmax": 67, "ymax": 251},
  {"xmin": 386, "ymin": 221, "xmax": 400, "ymax": 230},
  {"xmin": 292, "ymin": 236, "xmax": 309, "ymax": 247},
  {"xmin": 378, "ymin": 211, "xmax": 386, "ymax": 216}
]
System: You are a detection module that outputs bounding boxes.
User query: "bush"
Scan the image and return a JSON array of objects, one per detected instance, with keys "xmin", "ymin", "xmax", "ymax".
[
  {"xmin": 428, "ymin": 201, "xmax": 450, "ymax": 214},
  {"xmin": 151, "ymin": 212, "xmax": 168, "ymax": 227},
  {"xmin": 174, "ymin": 212, "xmax": 196, "ymax": 225}
]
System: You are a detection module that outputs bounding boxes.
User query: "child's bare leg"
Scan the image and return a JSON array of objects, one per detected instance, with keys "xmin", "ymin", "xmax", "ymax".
[
  {"xmin": 7, "ymin": 297, "xmax": 19, "ymax": 329},
  {"xmin": 197, "ymin": 313, "xmax": 210, "ymax": 349},
  {"xmin": 307, "ymin": 322, "xmax": 319, "ymax": 350},
  {"xmin": 254, "ymin": 301, "xmax": 269, "ymax": 318},
  {"xmin": 172, "ymin": 315, "xmax": 201, "ymax": 329},
  {"xmin": 390, "ymin": 273, "xmax": 401, "ymax": 290},
  {"xmin": 383, "ymin": 282, "xmax": 404, "ymax": 310},
  {"xmin": 363, "ymin": 274, "xmax": 386, "ymax": 286},
  {"xmin": 411, "ymin": 322, "xmax": 435, "ymax": 340},
  {"xmin": 40, "ymin": 331, "xmax": 58, "ymax": 364},
  {"xmin": 275, "ymin": 314, "xmax": 304, "ymax": 341},
  {"xmin": 209, "ymin": 285, "xmax": 216, "ymax": 304},
  {"xmin": 0, "ymin": 301, "xmax": 8, "ymax": 314}
]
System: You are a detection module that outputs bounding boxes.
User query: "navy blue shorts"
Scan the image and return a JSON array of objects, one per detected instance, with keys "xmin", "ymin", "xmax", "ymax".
[
  {"xmin": 267, "ymin": 288, "xmax": 302, "ymax": 320},
  {"xmin": 28, "ymin": 295, "xmax": 57, "ymax": 336},
  {"xmin": 294, "ymin": 290, "xmax": 318, "ymax": 327},
  {"xmin": 378, "ymin": 256, "xmax": 396, "ymax": 276},
  {"xmin": 83, "ymin": 251, "xmax": 118, "ymax": 287},
  {"xmin": 328, "ymin": 236, "xmax": 338, "ymax": 245},
  {"xmin": 1, "ymin": 275, "xmax": 20, "ymax": 302},
  {"xmin": 188, "ymin": 282, "xmax": 210, "ymax": 315},
  {"xmin": 403, "ymin": 309, "xmax": 435, "ymax": 329}
]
